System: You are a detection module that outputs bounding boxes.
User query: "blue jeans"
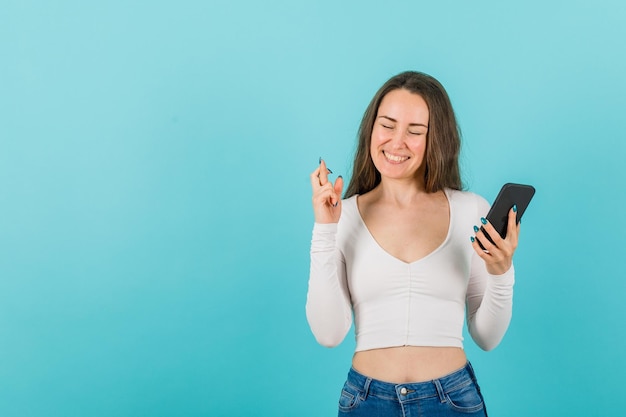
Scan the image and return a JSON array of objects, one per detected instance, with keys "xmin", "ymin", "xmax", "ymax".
[{"xmin": 338, "ymin": 362, "xmax": 488, "ymax": 416}]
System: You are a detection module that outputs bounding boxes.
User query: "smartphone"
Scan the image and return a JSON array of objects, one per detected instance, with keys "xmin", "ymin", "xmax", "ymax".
[{"xmin": 478, "ymin": 183, "xmax": 535, "ymax": 249}]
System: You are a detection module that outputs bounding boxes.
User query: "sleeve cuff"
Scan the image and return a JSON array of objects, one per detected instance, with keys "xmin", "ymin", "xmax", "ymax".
[
  {"xmin": 487, "ymin": 264, "xmax": 515, "ymax": 286},
  {"xmin": 313, "ymin": 222, "xmax": 338, "ymax": 233},
  {"xmin": 311, "ymin": 223, "xmax": 338, "ymax": 251}
]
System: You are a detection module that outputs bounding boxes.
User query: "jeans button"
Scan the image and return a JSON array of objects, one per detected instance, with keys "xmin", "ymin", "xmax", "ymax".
[{"xmin": 400, "ymin": 387, "xmax": 408, "ymax": 395}]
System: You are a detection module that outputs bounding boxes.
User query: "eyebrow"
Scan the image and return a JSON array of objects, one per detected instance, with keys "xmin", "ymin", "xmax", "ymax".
[{"xmin": 378, "ymin": 115, "xmax": 428, "ymax": 128}]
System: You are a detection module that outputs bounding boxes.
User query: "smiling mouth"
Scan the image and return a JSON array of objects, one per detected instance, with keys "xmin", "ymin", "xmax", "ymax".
[{"xmin": 383, "ymin": 151, "xmax": 410, "ymax": 163}]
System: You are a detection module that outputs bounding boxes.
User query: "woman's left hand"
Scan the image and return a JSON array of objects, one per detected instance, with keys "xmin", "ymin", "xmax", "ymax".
[{"xmin": 471, "ymin": 207, "xmax": 520, "ymax": 275}]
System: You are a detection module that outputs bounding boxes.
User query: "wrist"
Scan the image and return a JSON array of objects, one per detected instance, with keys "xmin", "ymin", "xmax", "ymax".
[{"xmin": 486, "ymin": 261, "xmax": 512, "ymax": 276}]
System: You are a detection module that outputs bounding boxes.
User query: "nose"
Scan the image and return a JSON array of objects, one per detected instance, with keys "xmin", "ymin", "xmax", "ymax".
[{"xmin": 389, "ymin": 129, "xmax": 406, "ymax": 148}]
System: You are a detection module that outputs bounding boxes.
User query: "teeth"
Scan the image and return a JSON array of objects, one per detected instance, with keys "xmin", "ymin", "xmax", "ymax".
[{"xmin": 384, "ymin": 152, "xmax": 409, "ymax": 162}]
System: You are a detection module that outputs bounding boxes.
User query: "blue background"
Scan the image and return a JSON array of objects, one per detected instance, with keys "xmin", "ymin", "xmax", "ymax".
[{"xmin": 1, "ymin": 0, "xmax": 625, "ymax": 416}]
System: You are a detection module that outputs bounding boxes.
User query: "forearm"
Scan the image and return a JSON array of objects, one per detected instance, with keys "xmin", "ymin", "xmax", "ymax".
[
  {"xmin": 306, "ymin": 223, "xmax": 352, "ymax": 348},
  {"xmin": 467, "ymin": 266, "xmax": 515, "ymax": 351}
]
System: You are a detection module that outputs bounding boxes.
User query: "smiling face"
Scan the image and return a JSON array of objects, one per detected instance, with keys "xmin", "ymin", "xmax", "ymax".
[{"xmin": 370, "ymin": 88, "xmax": 430, "ymax": 185}]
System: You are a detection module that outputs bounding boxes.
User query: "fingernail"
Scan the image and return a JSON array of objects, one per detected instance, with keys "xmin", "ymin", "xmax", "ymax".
[
  {"xmin": 327, "ymin": 168, "xmax": 333, "ymax": 174},
  {"xmin": 513, "ymin": 204, "xmax": 517, "ymax": 213},
  {"xmin": 470, "ymin": 236, "xmax": 475, "ymax": 243},
  {"xmin": 338, "ymin": 175, "xmax": 343, "ymax": 179},
  {"xmin": 480, "ymin": 217, "xmax": 487, "ymax": 225},
  {"xmin": 473, "ymin": 225, "xmax": 479, "ymax": 233},
  {"xmin": 319, "ymin": 157, "xmax": 322, "ymax": 164},
  {"xmin": 333, "ymin": 201, "xmax": 338, "ymax": 207}
]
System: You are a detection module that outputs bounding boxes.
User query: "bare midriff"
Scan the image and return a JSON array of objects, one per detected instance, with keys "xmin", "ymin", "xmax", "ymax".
[{"xmin": 352, "ymin": 346, "xmax": 467, "ymax": 383}]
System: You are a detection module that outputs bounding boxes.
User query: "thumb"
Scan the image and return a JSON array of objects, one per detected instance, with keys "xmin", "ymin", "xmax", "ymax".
[{"xmin": 334, "ymin": 176, "xmax": 344, "ymax": 198}]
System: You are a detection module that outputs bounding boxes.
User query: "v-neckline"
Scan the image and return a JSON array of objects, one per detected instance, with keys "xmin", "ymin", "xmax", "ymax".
[{"xmin": 353, "ymin": 189, "xmax": 453, "ymax": 265}]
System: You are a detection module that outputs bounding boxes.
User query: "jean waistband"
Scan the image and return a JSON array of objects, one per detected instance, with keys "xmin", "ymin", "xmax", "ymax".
[{"xmin": 346, "ymin": 361, "xmax": 478, "ymax": 401}]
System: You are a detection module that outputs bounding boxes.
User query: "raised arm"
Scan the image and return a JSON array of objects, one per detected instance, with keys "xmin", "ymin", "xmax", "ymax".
[
  {"xmin": 466, "ymin": 197, "xmax": 517, "ymax": 351},
  {"xmin": 305, "ymin": 159, "xmax": 351, "ymax": 347}
]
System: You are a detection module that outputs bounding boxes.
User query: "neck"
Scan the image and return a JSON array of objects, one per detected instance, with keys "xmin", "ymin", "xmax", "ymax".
[{"xmin": 373, "ymin": 177, "xmax": 429, "ymax": 207}]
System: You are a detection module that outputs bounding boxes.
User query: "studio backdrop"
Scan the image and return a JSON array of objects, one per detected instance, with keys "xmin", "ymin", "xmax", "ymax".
[{"xmin": 1, "ymin": 0, "xmax": 625, "ymax": 416}]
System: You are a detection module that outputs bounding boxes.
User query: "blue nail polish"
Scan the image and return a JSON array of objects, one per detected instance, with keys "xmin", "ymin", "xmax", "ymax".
[
  {"xmin": 333, "ymin": 201, "xmax": 338, "ymax": 207},
  {"xmin": 470, "ymin": 236, "xmax": 475, "ymax": 243},
  {"xmin": 513, "ymin": 204, "xmax": 517, "ymax": 213},
  {"xmin": 480, "ymin": 217, "xmax": 487, "ymax": 225},
  {"xmin": 338, "ymin": 175, "xmax": 343, "ymax": 179},
  {"xmin": 319, "ymin": 157, "xmax": 322, "ymax": 164},
  {"xmin": 327, "ymin": 168, "xmax": 333, "ymax": 174},
  {"xmin": 473, "ymin": 225, "xmax": 479, "ymax": 233}
]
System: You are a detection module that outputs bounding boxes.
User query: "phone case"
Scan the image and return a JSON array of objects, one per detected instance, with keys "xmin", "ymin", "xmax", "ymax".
[{"xmin": 479, "ymin": 183, "xmax": 535, "ymax": 248}]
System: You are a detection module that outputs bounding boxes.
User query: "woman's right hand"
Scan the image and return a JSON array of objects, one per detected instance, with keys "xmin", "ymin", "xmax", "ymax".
[{"xmin": 310, "ymin": 158, "xmax": 344, "ymax": 224}]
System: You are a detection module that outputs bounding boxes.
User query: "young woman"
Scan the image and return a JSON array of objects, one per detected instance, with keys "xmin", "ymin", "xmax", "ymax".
[{"xmin": 307, "ymin": 71, "xmax": 519, "ymax": 416}]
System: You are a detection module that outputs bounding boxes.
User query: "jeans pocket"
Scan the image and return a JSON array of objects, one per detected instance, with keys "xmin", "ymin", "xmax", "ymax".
[
  {"xmin": 445, "ymin": 382, "xmax": 485, "ymax": 413},
  {"xmin": 338, "ymin": 381, "xmax": 362, "ymax": 412}
]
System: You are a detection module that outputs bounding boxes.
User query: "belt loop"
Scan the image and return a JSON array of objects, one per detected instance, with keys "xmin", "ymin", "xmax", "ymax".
[
  {"xmin": 362, "ymin": 377, "xmax": 372, "ymax": 400},
  {"xmin": 433, "ymin": 379, "xmax": 446, "ymax": 403}
]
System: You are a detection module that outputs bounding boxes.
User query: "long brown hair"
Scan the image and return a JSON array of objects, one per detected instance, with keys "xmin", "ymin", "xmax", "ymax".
[{"xmin": 344, "ymin": 71, "xmax": 462, "ymax": 198}]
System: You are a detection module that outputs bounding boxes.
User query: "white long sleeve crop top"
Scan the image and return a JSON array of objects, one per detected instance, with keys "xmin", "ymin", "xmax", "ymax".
[{"xmin": 306, "ymin": 189, "xmax": 515, "ymax": 352}]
